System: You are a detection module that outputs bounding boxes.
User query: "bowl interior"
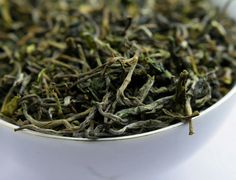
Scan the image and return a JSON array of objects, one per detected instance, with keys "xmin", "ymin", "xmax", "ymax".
[{"xmin": 0, "ymin": 0, "xmax": 236, "ymax": 141}]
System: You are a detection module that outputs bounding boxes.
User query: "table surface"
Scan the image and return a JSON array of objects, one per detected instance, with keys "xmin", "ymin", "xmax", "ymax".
[{"xmin": 157, "ymin": 103, "xmax": 236, "ymax": 180}]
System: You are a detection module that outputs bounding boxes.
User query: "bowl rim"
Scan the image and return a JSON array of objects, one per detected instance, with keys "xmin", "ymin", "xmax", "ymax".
[{"xmin": 0, "ymin": 85, "xmax": 235, "ymax": 142}]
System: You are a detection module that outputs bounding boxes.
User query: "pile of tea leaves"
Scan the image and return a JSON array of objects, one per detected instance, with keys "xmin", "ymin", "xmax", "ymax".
[{"xmin": 0, "ymin": 0, "xmax": 236, "ymax": 138}]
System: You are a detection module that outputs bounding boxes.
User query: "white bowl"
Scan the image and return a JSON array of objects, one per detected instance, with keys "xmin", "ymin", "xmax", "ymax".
[{"xmin": 0, "ymin": 1, "xmax": 236, "ymax": 179}]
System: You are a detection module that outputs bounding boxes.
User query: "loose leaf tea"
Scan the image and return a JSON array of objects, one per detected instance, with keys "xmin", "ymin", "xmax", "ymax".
[{"xmin": 0, "ymin": 0, "xmax": 236, "ymax": 138}]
